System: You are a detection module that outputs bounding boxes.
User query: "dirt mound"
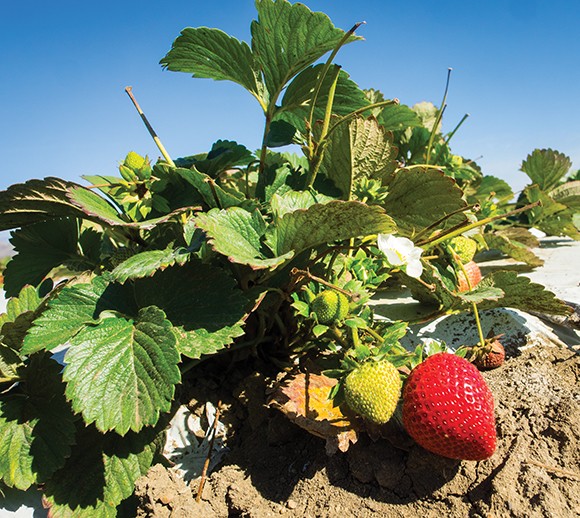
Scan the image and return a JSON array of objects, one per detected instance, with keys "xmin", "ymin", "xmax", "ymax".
[{"xmin": 135, "ymin": 343, "xmax": 580, "ymax": 518}]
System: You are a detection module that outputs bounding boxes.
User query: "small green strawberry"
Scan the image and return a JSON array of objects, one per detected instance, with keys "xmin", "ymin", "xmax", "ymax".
[
  {"xmin": 123, "ymin": 151, "xmax": 148, "ymax": 170},
  {"xmin": 449, "ymin": 236, "xmax": 477, "ymax": 264},
  {"xmin": 450, "ymin": 154, "xmax": 463, "ymax": 168},
  {"xmin": 311, "ymin": 290, "xmax": 349, "ymax": 324},
  {"xmin": 344, "ymin": 360, "xmax": 402, "ymax": 425}
]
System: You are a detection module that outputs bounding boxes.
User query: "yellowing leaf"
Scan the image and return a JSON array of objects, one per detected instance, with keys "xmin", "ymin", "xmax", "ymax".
[{"xmin": 269, "ymin": 372, "xmax": 360, "ymax": 454}]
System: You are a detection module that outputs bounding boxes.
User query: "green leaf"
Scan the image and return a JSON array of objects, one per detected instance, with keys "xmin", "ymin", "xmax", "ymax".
[
  {"xmin": 383, "ymin": 168, "xmax": 467, "ymax": 237},
  {"xmin": 266, "ymin": 120, "xmax": 298, "ymax": 147},
  {"xmin": 110, "ymin": 247, "xmax": 190, "ymax": 283},
  {"xmin": 43, "ymin": 423, "xmax": 163, "ymax": 517},
  {"xmin": 0, "ymin": 354, "xmax": 75, "ymax": 490},
  {"xmin": 478, "ymin": 271, "xmax": 572, "ymax": 315},
  {"xmin": 177, "ymin": 140, "xmax": 254, "ymax": 178},
  {"xmin": 483, "ymin": 232, "xmax": 544, "ymax": 267},
  {"xmin": 270, "ymin": 189, "xmax": 332, "ymax": 219},
  {"xmin": 550, "ymin": 180, "xmax": 580, "ymax": 210},
  {"xmin": 404, "ymin": 261, "xmax": 458, "ymax": 309},
  {"xmin": 524, "ymin": 185, "xmax": 580, "ymax": 239},
  {"xmin": 457, "ymin": 284, "xmax": 504, "ymax": 304},
  {"xmin": 63, "ymin": 306, "xmax": 180, "ymax": 435},
  {"xmin": 251, "ymin": 0, "xmax": 361, "ymax": 98},
  {"xmin": 412, "ymin": 101, "xmax": 440, "ymax": 132},
  {"xmin": 0, "ymin": 177, "xmax": 95, "ymax": 231},
  {"xmin": 172, "ymin": 165, "xmax": 245, "ymax": 210},
  {"xmin": 0, "ymin": 285, "xmax": 43, "ymax": 351},
  {"xmin": 3, "ymin": 218, "xmax": 81, "ymax": 298},
  {"xmin": 521, "ymin": 148, "xmax": 572, "ymax": 191},
  {"xmin": 0, "ymin": 286, "xmax": 43, "ymax": 379},
  {"xmin": 67, "ymin": 185, "xmax": 128, "ymax": 226},
  {"xmin": 0, "ymin": 344, "xmax": 21, "ymax": 380},
  {"xmin": 134, "ymin": 263, "xmax": 251, "ymax": 359},
  {"xmin": 266, "ymin": 200, "xmax": 397, "ymax": 256},
  {"xmin": 160, "ymin": 27, "xmax": 267, "ymax": 108},
  {"xmin": 0, "ymin": 176, "xmax": 183, "ymax": 232},
  {"xmin": 472, "ymin": 175, "xmax": 514, "ymax": 203},
  {"xmin": 378, "ymin": 102, "xmax": 422, "ymax": 131},
  {"xmin": 318, "ymin": 116, "xmax": 398, "ymax": 199},
  {"xmin": 196, "ymin": 207, "xmax": 293, "ymax": 269},
  {"xmin": 22, "ymin": 276, "xmax": 137, "ymax": 355},
  {"xmin": 277, "ymin": 64, "xmax": 370, "ymax": 135}
]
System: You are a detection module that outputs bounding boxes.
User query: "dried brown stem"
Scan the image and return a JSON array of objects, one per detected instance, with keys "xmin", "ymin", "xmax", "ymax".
[{"xmin": 196, "ymin": 401, "xmax": 222, "ymax": 502}]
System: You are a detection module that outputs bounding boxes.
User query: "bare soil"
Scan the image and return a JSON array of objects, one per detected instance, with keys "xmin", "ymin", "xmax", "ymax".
[{"xmin": 135, "ymin": 341, "xmax": 580, "ymax": 518}]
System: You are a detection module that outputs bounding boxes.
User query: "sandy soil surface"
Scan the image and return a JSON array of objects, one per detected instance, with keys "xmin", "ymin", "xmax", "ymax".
[{"xmin": 135, "ymin": 341, "xmax": 579, "ymax": 518}]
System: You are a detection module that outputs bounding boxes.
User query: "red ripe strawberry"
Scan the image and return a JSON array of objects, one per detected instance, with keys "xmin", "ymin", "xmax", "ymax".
[
  {"xmin": 402, "ymin": 352, "xmax": 496, "ymax": 461},
  {"xmin": 472, "ymin": 339, "xmax": 505, "ymax": 370},
  {"xmin": 457, "ymin": 261, "xmax": 482, "ymax": 292}
]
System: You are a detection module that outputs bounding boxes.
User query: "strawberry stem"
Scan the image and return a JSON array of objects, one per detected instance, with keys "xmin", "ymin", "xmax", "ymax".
[
  {"xmin": 306, "ymin": 21, "xmax": 365, "ymax": 159},
  {"xmin": 456, "ymin": 257, "xmax": 486, "ymax": 349},
  {"xmin": 420, "ymin": 200, "xmax": 541, "ymax": 250}
]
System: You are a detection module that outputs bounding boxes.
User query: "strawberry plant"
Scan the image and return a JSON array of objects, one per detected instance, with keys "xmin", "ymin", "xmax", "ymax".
[{"xmin": 0, "ymin": 0, "xmax": 577, "ymax": 514}]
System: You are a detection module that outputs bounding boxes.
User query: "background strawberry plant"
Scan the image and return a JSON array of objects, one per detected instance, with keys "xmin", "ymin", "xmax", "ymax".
[{"xmin": 0, "ymin": 0, "xmax": 577, "ymax": 515}]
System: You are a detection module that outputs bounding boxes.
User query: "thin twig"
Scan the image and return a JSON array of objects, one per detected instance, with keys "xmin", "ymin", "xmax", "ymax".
[
  {"xmin": 290, "ymin": 267, "xmax": 361, "ymax": 302},
  {"xmin": 125, "ymin": 86, "xmax": 175, "ymax": 167},
  {"xmin": 196, "ymin": 401, "xmax": 222, "ymax": 502}
]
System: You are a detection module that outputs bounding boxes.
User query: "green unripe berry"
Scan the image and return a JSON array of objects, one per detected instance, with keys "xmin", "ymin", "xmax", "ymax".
[
  {"xmin": 344, "ymin": 360, "xmax": 402, "ymax": 425},
  {"xmin": 450, "ymin": 154, "xmax": 463, "ymax": 168},
  {"xmin": 311, "ymin": 290, "xmax": 349, "ymax": 324},
  {"xmin": 123, "ymin": 151, "xmax": 147, "ymax": 170}
]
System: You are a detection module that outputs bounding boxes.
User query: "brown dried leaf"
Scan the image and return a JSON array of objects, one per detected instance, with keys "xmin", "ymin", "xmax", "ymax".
[{"xmin": 268, "ymin": 372, "xmax": 360, "ymax": 454}]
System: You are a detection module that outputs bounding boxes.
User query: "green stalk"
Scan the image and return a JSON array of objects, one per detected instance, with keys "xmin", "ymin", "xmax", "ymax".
[
  {"xmin": 420, "ymin": 200, "xmax": 541, "ymax": 250},
  {"xmin": 306, "ymin": 22, "xmax": 366, "ymax": 157},
  {"xmin": 413, "ymin": 203, "xmax": 481, "ymax": 242},
  {"xmin": 425, "ymin": 104, "xmax": 447, "ymax": 165},
  {"xmin": 456, "ymin": 258, "xmax": 486, "ymax": 349},
  {"xmin": 431, "ymin": 113, "xmax": 470, "ymax": 164},
  {"xmin": 125, "ymin": 87, "xmax": 175, "ymax": 167},
  {"xmin": 257, "ymin": 112, "xmax": 273, "ymax": 176},
  {"xmin": 425, "ymin": 68, "xmax": 452, "ymax": 165},
  {"xmin": 445, "ymin": 113, "xmax": 470, "ymax": 145},
  {"xmin": 325, "ymin": 99, "xmax": 398, "ymax": 139},
  {"xmin": 305, "ymin": 65, "xmax": 341, "ymax": 189}
]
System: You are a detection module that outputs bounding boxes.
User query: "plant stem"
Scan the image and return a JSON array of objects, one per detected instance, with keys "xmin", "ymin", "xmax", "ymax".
[
  {"xmin": 445, "ymin": 113, "xmax": 470, "ymax": 145},
  {"xmin": 306, "ymin": 22, "xmax": 366, "ymax": 157},
  {"xmin": 305, "ymin": 66, "xmax": 342, "ymax": 189},
  {"xmin": 258, "ymin": 112, "xmax": 273, "ymax": 177},
  {"xmin": 419, "ymin": 200, "xmax": 541, "ymax": 250},
  {"xmin": 456, "ymin": 258, "xmax": 486, "ymax": 349},
  {"xmin": 425, "ymin": 105, "xmax": 446, "ymax": 165},
  {"xmin": 196, "ymin": 401, "xmax": 221, "ymax": 503},
  {"xmin": 325, "ymin": 99, "xmax": 398, "ymax": 139},
  {"xmin": 125, "ymin": 87, "xmax": 175, "ymax": 167},
  {"xmin": 364, "ymin": 326, "xmax": 384, "ymax": 343},
  {"xmin": 413, "ymin": 203, "xmax": 481, "ymax": 242},
  {"xmin": 425, "ymin": 68, "xmax": 452, "ymax": 165},
  {"xmin": 291, "ymin": 267, "xmax": 360, "ymax": 301}
]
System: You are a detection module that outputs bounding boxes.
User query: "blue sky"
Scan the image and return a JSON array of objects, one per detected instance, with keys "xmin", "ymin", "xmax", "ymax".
[{"xmin": 1, "ymin": 0, "xmax": 579, "ymax": 195}]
